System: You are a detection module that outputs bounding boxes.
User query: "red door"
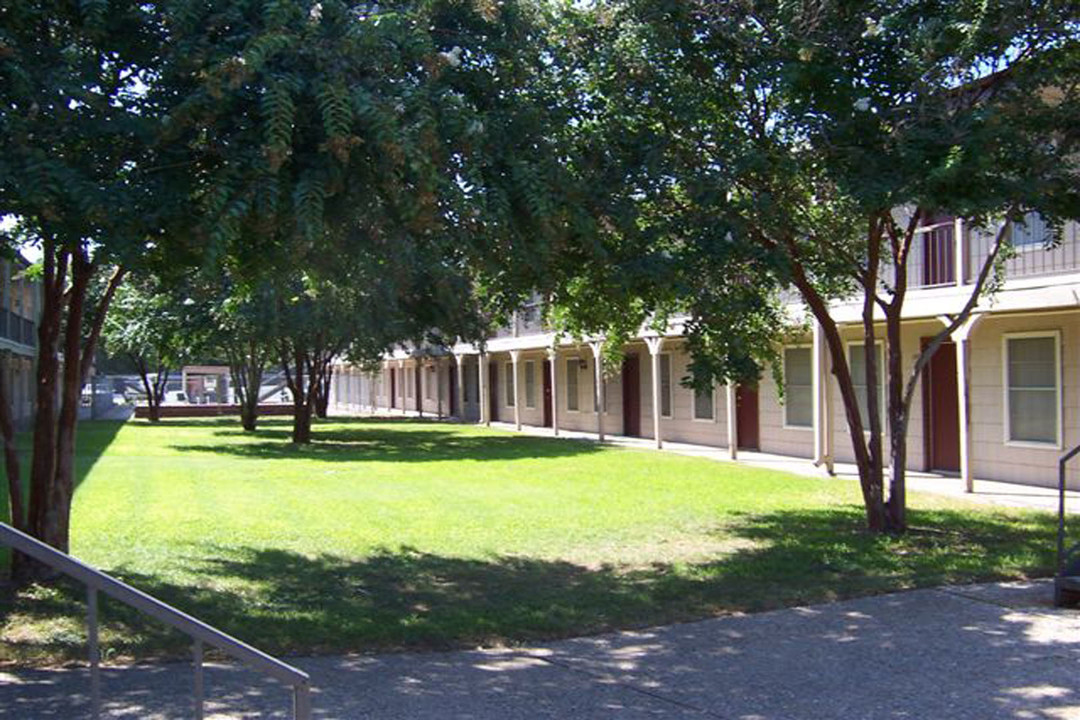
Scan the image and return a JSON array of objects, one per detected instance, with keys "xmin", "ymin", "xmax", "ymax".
[
  {"xmin": 922, "ymin": 339, "xmax": 960, "ymax": 472},
  {"xmin": 736, "ymin": 385, "xmax": 759, "ymax": 450},
  {"xmin": 542, "ymin": 360, "xmax": 553, "ymax": 427},
  {"xmin": 488, "ymin": 361, "xmax": 500, "ymax": 422},
  {"xmin": 622, "ymin": 354, "xmax": 641, "ymax": 437},
  {"xmin": 390, "ymin": 368, "xmax": 397, "ymax": 409}
]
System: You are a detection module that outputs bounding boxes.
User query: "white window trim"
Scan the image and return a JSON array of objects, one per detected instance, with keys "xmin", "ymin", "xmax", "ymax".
[
  {"xmin": 691, "ymin": 384, "xmax": 716, "ymax": 422},
  {"xmin": 659, "ymin": 352, "xmax": 674, "ymax": 419},
  {"xmin": 524, "ymin": 360, "xmax": 537, "ymax": 409},
  {"xmin": 1002, "ymin": 330, "xmax": 1063, "ymax": 449},
  {"xmin": 566, "ymin": 356, "xmax": 581, "ymax": 413},
  {"xmin": 846, "ymin": 340, "xmax": 886, "ymax": 434},
  {"xmin": 783, "ymin": 344, "xmax": 814, "ymax": 431}
]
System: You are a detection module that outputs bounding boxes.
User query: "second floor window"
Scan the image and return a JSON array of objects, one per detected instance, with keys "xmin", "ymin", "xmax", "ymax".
[{"xmin": 1012, "ymin": 212, "xmax": 1050, "ymax": 248}]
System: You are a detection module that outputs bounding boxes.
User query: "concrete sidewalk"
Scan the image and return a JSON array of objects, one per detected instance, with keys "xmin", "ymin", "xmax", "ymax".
[
  {"xmin": 3, "ymin": 580, "xmax": 1077, "ymax": 719},
  {"xmin": 485, "ymin": 420, "xmax": 1080, "ymax": 515}
]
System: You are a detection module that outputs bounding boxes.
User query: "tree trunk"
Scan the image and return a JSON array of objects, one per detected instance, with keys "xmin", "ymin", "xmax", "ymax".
[
  {"xmin": 49, "ymin": 252, "xmax": 94, "ymax": 556},
  {"xmin": 784, "ymin": 245, "xmax": 885, "ymax": 531},
  {"xmin": 314, "ymin": 362, "xmax": 332, "ymax": 419},
  {"xmin": 26, "ymin": 242, "xmax": 67, "ymax": 577},
  {"xmin": 280, "ymin": 342, "xmax": 313, "ymax": 444},
  {"xmin": 884, "ymin": 305, "xmax": 907, "ymax": 531},
  {"xmin": 0, "ymin": 353, "xmax": 24, "ymax": 532}
]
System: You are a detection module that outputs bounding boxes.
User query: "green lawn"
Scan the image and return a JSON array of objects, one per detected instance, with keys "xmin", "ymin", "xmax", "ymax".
[{"xmin": 0, "ymin": 417, "xmax": 1072, "ymax": 665}]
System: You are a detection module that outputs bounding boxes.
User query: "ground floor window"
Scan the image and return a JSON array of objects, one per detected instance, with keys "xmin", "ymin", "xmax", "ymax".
[
  {"xmin": 848, "ymin": 342, "xmax": 884, "ymax": 428},
  {"xmin": 693, "ymin": 384, "xmax": 714, "ymax": 420},
  {"xmin": 566, "ymin": 358, "xmax": 579, "ymax": 411},
  {"xmin": 525, "ymin": 361, "xmax": 536, "ymax": 408},
  {"xmin": 505, "ymin": 361, "xmax": 515, "ymax": 407},
  {"xmin": 469, "ymin": 362, "xmax": 479, "ymax": 403},
  {"xmin": 784, "ymin": 347, "xmax": 813, "ymax": 428},
  {"xmin": 1005, "ymin": 332, "xmax": 1060, "ymax": 445},
  {"xmin": 659, "ymin": 353, "xmax": 673, "ymax": 418}
]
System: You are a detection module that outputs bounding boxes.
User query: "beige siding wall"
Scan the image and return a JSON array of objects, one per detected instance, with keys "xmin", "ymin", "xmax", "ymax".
[
  {"xmin": 338, "ymin": 305, "xmax": 1080, "ymax": 490},
  {"xmin": 968, "ymin": 312, "xmax": 1080, "ymax": 488}
]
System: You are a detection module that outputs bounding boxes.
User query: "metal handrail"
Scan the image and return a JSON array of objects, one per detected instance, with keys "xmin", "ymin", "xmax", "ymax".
[
  {"xmin": 1057, "ymin": 445, "xmax": 1080, "ymax": 579},
  {"xmin": 1, "ymin": 522, "xmax": 312, "ymax": 719}
]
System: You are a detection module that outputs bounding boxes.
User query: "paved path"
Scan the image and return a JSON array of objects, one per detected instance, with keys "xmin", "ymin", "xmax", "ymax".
[
  {"xmin": 482, "ymin": 420, "xmax": 1080, "ymax": 515},
  {"xmin": 3, "ymin": 580, "xmax": 1077, "ymax": 719}
]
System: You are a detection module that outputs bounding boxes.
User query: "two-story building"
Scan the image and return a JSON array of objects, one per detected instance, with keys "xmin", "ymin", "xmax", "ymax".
[
  {"xmin": 1, "ymin": 254, "xmax": 40, "ymax": 427},
  {"xmin": 331, "ymin": 215, "xmax": 1080, "ymax": 490}
]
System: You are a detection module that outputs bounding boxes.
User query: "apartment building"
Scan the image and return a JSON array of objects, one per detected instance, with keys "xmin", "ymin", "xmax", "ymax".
[
  {"xmin": 331, "ymin": 215, "xmax": 1080, "ymax": 490},
  {"xmin": 0, "ymin": 254, "xmax": 40, "ymax": 427}
]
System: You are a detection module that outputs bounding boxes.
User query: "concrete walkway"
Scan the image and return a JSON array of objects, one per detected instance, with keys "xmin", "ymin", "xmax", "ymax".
[
  {"xmin": 481, "ymin": 421, "xmax": 1080, "ymax": 515},
  {"xmin": 2, "ymin": 580, "xmax": 1077, "ymax": 719}
]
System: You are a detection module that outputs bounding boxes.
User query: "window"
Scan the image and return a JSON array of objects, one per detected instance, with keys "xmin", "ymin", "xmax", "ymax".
[
  {"xmin": 505, "ymin": 362, "xmax": 515, "ymax": 407},
  {"xmin": 469, "ymin": 362, "xmax": 480, "ymax": 403},
  {"xmin": 425, "ymin": 368, "xmax": 433, "ymax": 400},
  {"xmin": 659, "ymin": 353, "xmax": 673, "ymax": 418},
  {"xmin": 566, "ymin": 358, "xmax": 579, "ymax": 411},
  {"xmin": 848, "ymin": 343, "xmax": 884, "ymax": 428},
  {"xmin": 525, "ymin": 361, "xmax": 536, "ymax": 408},
  {"xmin": 1005, "ymin": 333, "xmax": 1060, "ymax": 445},
  {"xmin": 1012, "ymin": 212, "xmax": 1050, "ymax": 248},
  {"xmin": 784, "ymin": 347, "xmax": 813, "ymax": 428},
  {"xmin": 693, "ymin": 384, "xmax": 714, "ymax": 420},
  {"xmin": 406, "ymin": 369, "xmax": 413, "ymax": 399}
]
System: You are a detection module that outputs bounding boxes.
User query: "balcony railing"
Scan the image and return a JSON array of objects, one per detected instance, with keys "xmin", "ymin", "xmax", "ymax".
[
  {"xmin": 492, "ymin": 303, "xmax": 548, "ymax": 339},
  {"xmin": 902, "ymin": 217, "xmax": 1080, "ymax": 290},
  {"xmin": 0, "ymin": 310, "xmax": 36, "ymax": 347}
]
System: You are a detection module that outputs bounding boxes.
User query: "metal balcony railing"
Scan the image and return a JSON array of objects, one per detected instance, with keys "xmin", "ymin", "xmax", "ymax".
[
  {"xmin": 0, "ymin": 523, "xmax": 312, "ymax": 719},
  {"xmin": 902, "ymin": 217, "xmax": 1080, "ymax": 290}
]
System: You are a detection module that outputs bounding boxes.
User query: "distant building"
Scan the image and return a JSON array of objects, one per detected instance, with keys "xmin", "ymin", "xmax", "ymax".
[
  {"xmin": 0, "ymin": 254, "xmax": 40, "ymax": 427},
  {"xmin": 331, "ymin": 214, "xmax": 1080, "ymax": 491}
]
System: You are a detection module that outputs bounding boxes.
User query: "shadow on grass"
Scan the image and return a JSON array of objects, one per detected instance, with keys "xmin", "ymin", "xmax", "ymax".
[
  {"xmin": 1, "ymin": 421, "xmax": 128, "ymax": 571},
  {"xmin": 167, "ymin": 421, "xmax": 601, "ymax": 463},
  {"xmin": 2, "ymin": 505, "xmax": 1071, "ymax": 664}
]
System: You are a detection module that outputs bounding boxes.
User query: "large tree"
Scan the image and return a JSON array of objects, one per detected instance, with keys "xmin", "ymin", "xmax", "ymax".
[
  {"xmin": 0, "ymin": 0, "xmax": 177, "ymax": 565},
  {"xmin": 545, "ymin": 0, "xmax": 1080, "ymax": 532}
]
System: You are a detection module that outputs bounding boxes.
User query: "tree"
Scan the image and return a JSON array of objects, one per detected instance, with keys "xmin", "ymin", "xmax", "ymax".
[
  {"xmin": 0, "ymin": 0, "xmax": 176, "ymax": 565},
  {"xmin": 546, "ymin": 0, "xmax": 1080, "ymax": 531},
  {"xmin": 102, "ymin": 277, "xmax": 198, "ymax": 422}
]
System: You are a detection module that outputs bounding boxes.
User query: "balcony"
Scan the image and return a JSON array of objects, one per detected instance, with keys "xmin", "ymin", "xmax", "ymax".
[
  {"xmin": 0, "ymin": 310, "xmax": 36, "ymax": 347},
  {"xmin": 902, "ymin": 216, "xmax": 1080, "ymax": 290},
  {"xmin": 492, "ymin": 303, "xmax": 548, "ymax": 339}
]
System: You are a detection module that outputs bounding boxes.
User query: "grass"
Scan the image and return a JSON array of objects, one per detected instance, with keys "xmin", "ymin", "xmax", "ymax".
[{"xmin": 0, "ymin": 417, "xmax": 1073, "ymax": 665}]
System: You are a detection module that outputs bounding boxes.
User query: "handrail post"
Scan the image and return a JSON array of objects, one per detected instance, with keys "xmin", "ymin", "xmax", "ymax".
[
  {"xmin": 1058, "ymin": 445, "xmax": 1080, "ymax": 577},
  {"xmin": 87, "ymin": 587, "xmax": 101, "ymax": 720},
  {"xmin": 294, "ymin": 681, "xmax": 312, "ymax": 720},
  {"xmin": 194, "ymin": 639, "xmax": 205, "ymax": 720}
]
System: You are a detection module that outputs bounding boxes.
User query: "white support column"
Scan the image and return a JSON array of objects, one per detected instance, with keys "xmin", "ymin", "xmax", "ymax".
[
  {"xmin": 812, "ymin": 320, "xmax": 834, "ymax": 474},
  {"xmin": 548, "ymin": 347, "xmax": 560, "ymax": 437},
  {"xmin": 951, "ymin": 313, "xmax": 983, "ymax": 493},
  {"xmin": 510, "ymin": 349, "xmax": 522, "ymax": 431},
  {"xmin": 954, "ymin": 217, "xmax": 965, "ymax": 287},
  {"xmin": 726, "ymin": 383, "xmax": 738, "ymax": 460},
  {"xmin": 398, "ymin": 360, "xmax": 406, "ymax": 414},
  {"xmin": 479, "ymin": 352, "xmax": 490, "ymax": 426},
  {"xmin": 645, "ymin": 336, "xmax": 663, "ymax": 449},
  {"xmin": 454, "ymin": 354, "xmax": 466, "ymax": 420},
  {"xmin": 589, "ymin": 341, "xmax": 605, "ymax": 442}
]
